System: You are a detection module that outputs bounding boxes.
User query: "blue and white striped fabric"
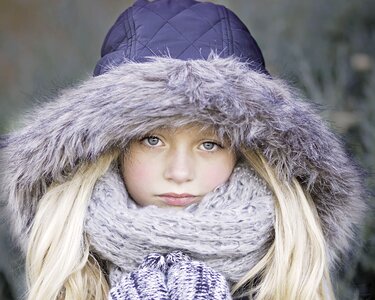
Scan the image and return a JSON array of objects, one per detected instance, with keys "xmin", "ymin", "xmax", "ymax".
[{"xmin": 109, "ymin": 251, "xmax": 232, "ymax": 300}]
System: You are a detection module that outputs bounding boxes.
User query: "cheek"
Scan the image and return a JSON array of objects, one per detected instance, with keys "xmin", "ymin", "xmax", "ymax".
[
  {"xmin": 122, "ymin": 146, "xmax": 157, "ymax": 182},
  {"xmin": 203, "ymin": 166, "xmax": 231, "ymax": 187},
  {"xmin": 122, "ymin": 152, "xmax": 158, "ymax": 204},
  {"xmin": 199, "ymin": 155, "xmax": 235, "ymax": 190},
  {"xmin": 124, "ymin": 159, "xmax": 151, "ymax": 182}
]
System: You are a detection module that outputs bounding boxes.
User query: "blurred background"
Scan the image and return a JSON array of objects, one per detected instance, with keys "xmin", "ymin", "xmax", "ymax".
[{"xmin": 0, "ymin": 0, "xmax": 374, "ymax": 299}]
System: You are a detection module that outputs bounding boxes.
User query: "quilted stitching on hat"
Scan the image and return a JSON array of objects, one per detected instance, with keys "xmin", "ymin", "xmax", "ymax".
[
  {"xmin": 145, "ymin": 3, "xmax": 222, "ymax": 38},
  {"xmin": 136, "ymin": 3, "xmax": 225, "ymax": 58},
  {"xmin": 221, "ymin": 6, "xmax": 233, "ymax": 56},
  {"xmin": 175, "ymin": 20, "xmax": 223, "ymax": 58}
]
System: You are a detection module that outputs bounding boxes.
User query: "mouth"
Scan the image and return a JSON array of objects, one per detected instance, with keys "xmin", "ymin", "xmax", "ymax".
[{"xmin": 158, "ymin": 193, "xmax": 199, "ymax": 207}]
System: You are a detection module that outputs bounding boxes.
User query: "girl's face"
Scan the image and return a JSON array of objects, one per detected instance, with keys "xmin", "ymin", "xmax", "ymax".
[{"xmin": 121, "ymin": 124, "xmax": 236, "ymax": 208}]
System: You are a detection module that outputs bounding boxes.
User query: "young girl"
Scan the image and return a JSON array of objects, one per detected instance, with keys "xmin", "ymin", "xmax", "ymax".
[{"xmin": 0, "ymin": 0, "xmax": 367, "ymax": 299}]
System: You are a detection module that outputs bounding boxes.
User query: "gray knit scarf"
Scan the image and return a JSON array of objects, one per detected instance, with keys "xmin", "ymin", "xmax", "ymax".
[{"xmin": 84, "ymin": 162, "xmax": 274, "ymax": 295}]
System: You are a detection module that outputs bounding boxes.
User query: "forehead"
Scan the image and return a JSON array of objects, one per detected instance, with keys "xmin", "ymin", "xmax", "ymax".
[{"xmin": 152, "ymin": 124, "xmax": 218, "ymax": 136}]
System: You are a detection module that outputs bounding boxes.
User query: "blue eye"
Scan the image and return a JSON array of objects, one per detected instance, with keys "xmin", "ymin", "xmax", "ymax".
[
  {"xmin": 201, "ymin": 142, "xmax": 217, "ymax": 151},
  {"xmin": 143, "ymin": 136, "xmax": 161, "ymax": 146}
]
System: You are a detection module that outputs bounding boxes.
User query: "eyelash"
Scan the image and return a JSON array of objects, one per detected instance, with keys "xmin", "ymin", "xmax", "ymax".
[
  {"xmin": 141, "ymin": 136, "xmax": 162, "ymax": 147},
  {"xmin": 199, "ymin": 141, "xmax": 223, "ymax": 151},
  {"xmin": 140, "ymin": 136, "xmax": 224, "ymax": 151}
]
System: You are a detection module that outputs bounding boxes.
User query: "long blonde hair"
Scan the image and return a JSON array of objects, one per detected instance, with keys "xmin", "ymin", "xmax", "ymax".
[
  {"xmin": 26, "ymin": 149, "xmax": 335, "ymax": 300},
  {"xmin": 26, "ymin": 152, "xmax": 118, "ymax": 300},
  {"xmin": 233, "ymin": 149, "xmax": 335, "ymax": 299}
]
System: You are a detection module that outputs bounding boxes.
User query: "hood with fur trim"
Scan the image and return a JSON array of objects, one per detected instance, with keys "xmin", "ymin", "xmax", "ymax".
[{"xmin": 0, "ymin": 54, "xmax": 366, "ymax": 267}]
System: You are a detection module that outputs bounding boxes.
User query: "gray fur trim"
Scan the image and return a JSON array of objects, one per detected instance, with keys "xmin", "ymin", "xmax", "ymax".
[{"xmin": 0, "ymin": 54, "xmax": 367, "ymax": 266}]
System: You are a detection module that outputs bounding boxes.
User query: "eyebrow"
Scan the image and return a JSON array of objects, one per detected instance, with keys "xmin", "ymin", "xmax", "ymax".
[{"xmin": 152, "ymin": 127, "xmax": 219, "ymax": 137}]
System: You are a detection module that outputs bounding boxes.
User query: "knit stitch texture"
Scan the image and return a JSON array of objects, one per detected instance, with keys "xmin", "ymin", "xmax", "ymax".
[
  {"xmin": 85, "ymin": 162, "xmax": 274, "ymax": 285},
  {"xmin": 109, "ymin": 252, "xmax": 232, "ymax": 300}
]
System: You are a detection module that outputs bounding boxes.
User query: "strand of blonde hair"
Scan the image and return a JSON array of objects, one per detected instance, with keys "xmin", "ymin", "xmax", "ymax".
[
  {"xmin": 232, "ymin": 150, "xmax": 335, "ymax": 300},
  {"xmin": 26, "ymin": 152, "xmax": 118, "ymax": 300}
]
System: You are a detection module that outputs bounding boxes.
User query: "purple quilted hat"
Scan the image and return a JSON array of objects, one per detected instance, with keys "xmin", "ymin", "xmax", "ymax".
[{"xmin": 94, "ymin": 0, "xmax": 268, "ymax": 76}]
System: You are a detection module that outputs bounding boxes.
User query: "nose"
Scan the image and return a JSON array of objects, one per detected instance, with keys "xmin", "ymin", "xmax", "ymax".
[{"xmin": 163, "ymin": 148, "xmax": 194, "ymax": 184}]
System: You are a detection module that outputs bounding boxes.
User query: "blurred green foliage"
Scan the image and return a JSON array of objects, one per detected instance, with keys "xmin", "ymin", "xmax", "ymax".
[{"xmin": 1, "ymin": 0, "xmax": 374, "ymax": 299}]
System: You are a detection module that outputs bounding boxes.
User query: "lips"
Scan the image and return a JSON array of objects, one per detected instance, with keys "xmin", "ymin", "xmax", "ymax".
[{"xmin": 158, "ymin": 193, "xmax": 198, "ymax": 206}]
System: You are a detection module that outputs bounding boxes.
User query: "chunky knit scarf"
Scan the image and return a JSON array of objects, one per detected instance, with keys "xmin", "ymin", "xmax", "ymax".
[{"xmin": 84, "ymin": 162, "xmax": 274, "ymax": 298}]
